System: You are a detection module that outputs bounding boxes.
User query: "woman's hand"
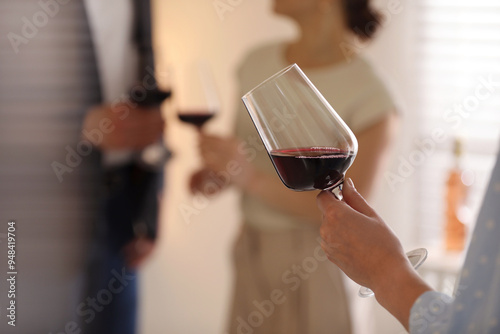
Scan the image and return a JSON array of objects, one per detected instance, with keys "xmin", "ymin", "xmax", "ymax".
[
  {"xmin": 189, "ymin": 168, "xmax": 230, "ymax": 196},
  {"xmin": 198, "ymin": 134, "xmax": 256, "ymax": 189},
  {"xmin": 317, "ymin": 178, "xmax": 409, "ymax": 289},
  {"xmin": 317, "ymin": 178, "xmax": 432, "ymax": 329}
]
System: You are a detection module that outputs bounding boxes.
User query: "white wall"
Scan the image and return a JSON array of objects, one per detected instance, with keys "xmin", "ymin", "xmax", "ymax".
[{"xmin": 140, "ymin": 1, "xmax": 418, "ymax": 333}]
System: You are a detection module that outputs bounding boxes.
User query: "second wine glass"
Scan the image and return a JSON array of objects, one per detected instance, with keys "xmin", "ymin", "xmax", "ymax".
[{"xmin": 176, "ymin": 60, "xmax": 219, "ymax": 130}]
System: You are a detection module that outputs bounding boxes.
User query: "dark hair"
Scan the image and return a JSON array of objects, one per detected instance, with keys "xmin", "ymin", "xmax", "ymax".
[{"xmin": 342, "ymin": 0, "xmax": 381, "ymax": 40}]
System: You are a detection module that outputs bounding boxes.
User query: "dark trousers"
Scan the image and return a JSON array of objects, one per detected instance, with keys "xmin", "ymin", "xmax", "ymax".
[
  {"xmin": 79, "ymin": 161, "xmax": 161, "ymax": 334},
  {"xmin": 81, "ymin": 238, "xmax": 138, "ymax": 334}
]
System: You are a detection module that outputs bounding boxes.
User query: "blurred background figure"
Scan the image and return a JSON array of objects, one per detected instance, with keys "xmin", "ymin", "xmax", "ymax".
[
  {"xmin": 0, "ymin": 1, "xmax": 167, "ymax": 333},
  {"xmin": 190, "ymin": 0, "xmax": 398, "ymax": 332}
]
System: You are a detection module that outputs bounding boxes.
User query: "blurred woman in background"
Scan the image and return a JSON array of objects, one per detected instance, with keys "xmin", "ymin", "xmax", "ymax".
[{"xmin": 191, "ymin": 0, "xmax": 399, "ymax": 332}]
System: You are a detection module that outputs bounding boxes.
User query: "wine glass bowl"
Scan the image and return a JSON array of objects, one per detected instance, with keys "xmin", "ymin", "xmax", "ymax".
[
  {"xmin": 175, "ymin": 60, "xmax": 219, "ymax": 130},
  {"xmin": 242, "ymin": 64, "xmax": 358, "ymax": 194},
  {"xmin": 178, "ymin": 112, "xmax": 215, "ymax": 128},
  {"xmin": 270, "ymin": 147, "xmax": 356, "ymax": 192}
]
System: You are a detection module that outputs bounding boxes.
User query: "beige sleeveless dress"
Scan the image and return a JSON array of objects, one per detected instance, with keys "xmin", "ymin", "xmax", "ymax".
[{"xmin": 226, "ymin": 43, "xmax": 397, "ymax": 333}]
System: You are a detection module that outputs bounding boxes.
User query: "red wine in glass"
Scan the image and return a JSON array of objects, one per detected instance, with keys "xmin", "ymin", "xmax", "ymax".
[
  {"xmin": 178, "ymin": 110, "xmax": 215, "ymax": 129},
  {"xmin": 243, "ymin": 64, "xmax": 428, "ymax": 298},
  {"xmin": 270, "ymin": 147, "xmax": 355, "ymax": 191}
]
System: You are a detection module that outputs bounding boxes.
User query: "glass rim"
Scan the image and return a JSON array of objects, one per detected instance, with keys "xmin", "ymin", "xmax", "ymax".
[{"xmin": 242, "ymin": 63, "xmax": 298, "ymax": 100}]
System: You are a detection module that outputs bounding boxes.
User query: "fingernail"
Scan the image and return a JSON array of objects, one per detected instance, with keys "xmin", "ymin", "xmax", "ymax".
[{"xmin": 347, "ymin": 178, "xmax": 355, "ymax": 189}]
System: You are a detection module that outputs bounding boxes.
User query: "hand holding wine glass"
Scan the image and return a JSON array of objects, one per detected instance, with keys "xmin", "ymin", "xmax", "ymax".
[
  {"xmin": 317, "ymin": 179, "xmax": 413, "ymax": 286},
  {"xmin": 317, "ymin": 179, "xmax": 432, "ymax": 320},
  {"xmin": 242, "ymin": 64, "xmax": 427, "ymax": 297}
]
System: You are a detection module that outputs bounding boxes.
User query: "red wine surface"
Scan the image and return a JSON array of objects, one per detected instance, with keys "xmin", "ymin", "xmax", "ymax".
[
  {"xmin": 178, "ymin": 112, "xmax": 215, "ymax": 127},
  {"xmin": 270, "ymin": 147, "xmax": 355, "ymax": 191}
]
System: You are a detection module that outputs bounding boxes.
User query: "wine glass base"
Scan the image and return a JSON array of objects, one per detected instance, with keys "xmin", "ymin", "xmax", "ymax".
[{"xmin": 358, "ymin": 248, "xmax": 428, "ymax": 298}]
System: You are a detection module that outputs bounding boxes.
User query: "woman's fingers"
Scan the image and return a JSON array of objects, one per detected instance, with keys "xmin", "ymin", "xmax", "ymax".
[
  {"xmin": 341, "ymin": 178, "xmax": 379, "ymax": 218},
  {"xmin": 189, "ymin": 168, "xmax": 227, "ymax": 196},
  {"xmin": 198, "ymin": 135, "xmax": 242, "ymax": 171},
  {"xmin": 317, "ymin": 178, "xmax": 379, "ymax": 220}
]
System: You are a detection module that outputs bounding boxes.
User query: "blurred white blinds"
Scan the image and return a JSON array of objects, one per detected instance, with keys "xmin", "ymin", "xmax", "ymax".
[{"xmin": 413, "ymin": 0, "xmax": 500, "ymax": 247}]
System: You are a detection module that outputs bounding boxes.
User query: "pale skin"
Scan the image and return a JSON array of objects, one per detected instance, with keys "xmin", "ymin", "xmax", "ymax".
[
  {"xmin": 190, "ymin": 0, "xmax": 398, "ymax": 225},
  {"xmin": 83, "ymin": 103, "xmax": 165, "ymax": 269},
  {"xmin": 317, "ymin": 179, "xmax": 434, "ymax": 330}
]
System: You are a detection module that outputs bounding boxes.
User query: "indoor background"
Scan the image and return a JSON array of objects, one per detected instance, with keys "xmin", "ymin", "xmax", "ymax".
[{"xmin": 140, "ymin": 0, "xmax": 500, "ymax": 333}]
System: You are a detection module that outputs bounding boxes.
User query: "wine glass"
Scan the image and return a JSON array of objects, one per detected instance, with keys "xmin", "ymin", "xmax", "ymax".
[
  {"xmin": 175, "ymin": 60, "xmax": 219, "ymax": 130},
  {"xmin": 242, "ymin": 64, "xmax": 356, "ymax": 198},
  {"xmin": 241, "ymin": 63, "xmax": 428, "ymax": 298}
]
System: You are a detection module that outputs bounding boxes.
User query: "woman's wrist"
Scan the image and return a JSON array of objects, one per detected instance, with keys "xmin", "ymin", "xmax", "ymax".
[{"xmin": 373, "ymin": 261, "xmax": 433, "ymax": 329}]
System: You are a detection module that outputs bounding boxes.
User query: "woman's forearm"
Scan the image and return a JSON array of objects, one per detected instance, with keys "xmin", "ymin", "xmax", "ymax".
[{"xmin": 372, "ymin": 261, "xmax": 434, "ymax": 330}]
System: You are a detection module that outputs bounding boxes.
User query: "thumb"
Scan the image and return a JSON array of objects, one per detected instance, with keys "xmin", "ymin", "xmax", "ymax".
[
  {"xmin": 317, "ymin": 189, "xmax": 344, "ymax": 214},
  {"xmin": 342, "ymin": 178, "xmax": 378, "ymax": 218}
]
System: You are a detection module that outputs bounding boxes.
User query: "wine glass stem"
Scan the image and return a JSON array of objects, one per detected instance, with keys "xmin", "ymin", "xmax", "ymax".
[{"xmin": 330, "ymin": 181, "xmax": 344, "ymax": 200}]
